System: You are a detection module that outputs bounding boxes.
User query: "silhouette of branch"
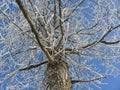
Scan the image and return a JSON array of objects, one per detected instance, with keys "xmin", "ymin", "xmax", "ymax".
[
  {"xmin": 72, "ymin": 76, "xmax": 107, "ymax": 84},
  {"xmin": 19, "ymin": 61, "xmax": 48, "ymax": 71},
  {"xmin": 101, "ymin": 40, "xmax": 120, "ymax": 44}
]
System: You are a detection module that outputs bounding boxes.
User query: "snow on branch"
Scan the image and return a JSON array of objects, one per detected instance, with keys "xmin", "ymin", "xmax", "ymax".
[
  {"xmin": 3, "ymin": 61, "xmax": 48, "ymax": 82},
  {"xmin": 16, "ymin": 0, "xmax": 55, "ymax": 64}
]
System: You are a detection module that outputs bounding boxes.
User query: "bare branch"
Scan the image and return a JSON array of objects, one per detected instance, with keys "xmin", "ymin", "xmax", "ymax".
[
  {"xmin": 112, "ymin": 24, "xmax": 120, "ymax": 30},
  {"xmin": 101, "ymin": 40, "xmax": 120, "ymax": 44},
  {"xmin": 72, "ymin": 76, "xmax": 107, "ymax": 84},
  {"xmin": 99, "ymin": 29, "xmax": 112, "ymax": 42},
  {"xmin": 19, "ymin": 61, "xmax": 48, "ymax": 71},
  {"xmin": 82, "ymin": 41, "xmax": 97, "ymax": 48}
]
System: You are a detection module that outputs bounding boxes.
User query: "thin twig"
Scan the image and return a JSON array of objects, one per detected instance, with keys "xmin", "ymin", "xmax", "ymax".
[
  {"xmin": 101, "ymin": 40, "xmax": 120, "ymax": 44},
  {"xmin": 19, "ymin": 61, "xmax": 48, "ymax": 71},
  {"xmin": 72, "ymin": 76, "xmax": 107, "ymax": 84},
  {"xmin": 0, "ymin": 8, "xmax": 23, "ymax": 32},
  {"xmin": 3, "ymin": 61, "xmax": 48, "ymax": 82}
]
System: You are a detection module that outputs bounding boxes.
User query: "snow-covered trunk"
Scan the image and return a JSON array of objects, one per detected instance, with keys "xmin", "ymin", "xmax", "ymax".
[{"xmin": 44, "ymin": 60, "xmax": 72, "ymax": 90}]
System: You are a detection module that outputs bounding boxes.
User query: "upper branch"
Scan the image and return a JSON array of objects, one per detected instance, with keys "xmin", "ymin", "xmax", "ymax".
[
  {"xmin": 16, "ymin": 0, "xmax": 55, "ymax": 63},
  {"xmin": 80, "ymin": 25, "xmax": 120, "ymax": 48},
  {"xmin": 28, "ymin": 0, "xmax": 48, "ymax": 37},
  {"xmin": 55, "ymin": 0, "xmax": 85, "ymax": 30},
  {"xmin": 99, "ymin": 24, "xmax": 120, "ymax": 44},
  {"xmin": 55, "ymin": 0, "xmax": 64, "ymax": 50}
]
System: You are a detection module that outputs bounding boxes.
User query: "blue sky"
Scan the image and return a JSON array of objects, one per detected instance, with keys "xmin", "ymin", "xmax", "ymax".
[{"xmin": 102, "ymin": 76, "xmax": 120, "ymax": 90}]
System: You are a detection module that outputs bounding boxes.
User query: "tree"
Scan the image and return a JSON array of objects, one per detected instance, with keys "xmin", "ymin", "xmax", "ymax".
[{"xmin": 0, "ymin": 0, "xmax": 120, "ymax": 90}]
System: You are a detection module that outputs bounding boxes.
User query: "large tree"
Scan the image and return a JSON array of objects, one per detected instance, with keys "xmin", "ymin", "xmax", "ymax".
[{"xmin": 0, "ymin": 0, "xmax": 120, "ymax": 90}]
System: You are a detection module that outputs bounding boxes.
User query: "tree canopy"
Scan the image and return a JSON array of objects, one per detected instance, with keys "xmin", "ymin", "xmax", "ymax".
[{"xmin": 0, "ymin": 0, "xmax": 120, "ymax": 90}]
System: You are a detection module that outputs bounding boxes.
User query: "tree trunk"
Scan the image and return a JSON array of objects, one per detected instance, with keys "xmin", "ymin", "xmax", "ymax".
[{"xmin": 44, "ymin": 60, "xmax": 72, "ymax": 90}]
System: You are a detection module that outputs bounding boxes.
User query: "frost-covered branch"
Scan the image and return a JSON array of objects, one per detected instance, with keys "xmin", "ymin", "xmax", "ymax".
[
  {"xmin": 0, "ymin": 8, "xmax": 23, "ymax": 32},
  {"xmin": 16, "ymin": 0, "xmax": 55, "ymax": 63},
  {"xmin": 3, "ymin": 61, "xmax": 48, "ymax": 81},
  {"xmin": 55, "ymin": 0, "xmax": 64, "ymax": 50},
  {"xmin": 54, "ymin": 0, "xmax": 85, "ymax": 30},
  {"xmin": 1, "ymin": 0, "xmax": 120, "ymax": 89},
  {"xmin": 62, "ymin": 0, "xmax": 85, "ymax": 23}
]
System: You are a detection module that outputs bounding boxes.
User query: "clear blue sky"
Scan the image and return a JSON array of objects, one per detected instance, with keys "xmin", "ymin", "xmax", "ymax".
[{"xmin": 101, "ymin": 76, "xmax": 120, "ymax": 90}]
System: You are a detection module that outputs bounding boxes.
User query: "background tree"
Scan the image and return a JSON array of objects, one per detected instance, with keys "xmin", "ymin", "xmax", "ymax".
[{"xmin": 0, "ymin": 0, "xmax": 120, "ymax": 90}]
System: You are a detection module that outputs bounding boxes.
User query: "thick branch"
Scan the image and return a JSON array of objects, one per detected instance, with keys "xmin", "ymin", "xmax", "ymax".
[
  {"xmin": 72, "ymin": 76, "xmax": 107, "ymax": 84},
  {"xmin": 16, "ymin": 0, "xmax": 54, "ymax": 63},
  {"xmin": 19, "ymin": 61, "xmax": 48, "ymax": 71}
]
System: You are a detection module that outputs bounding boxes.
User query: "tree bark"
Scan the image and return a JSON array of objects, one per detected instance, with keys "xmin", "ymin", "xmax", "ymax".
[{"xmin": 44, "ymin": 60, "xmax": 72, "ymax": 90}]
